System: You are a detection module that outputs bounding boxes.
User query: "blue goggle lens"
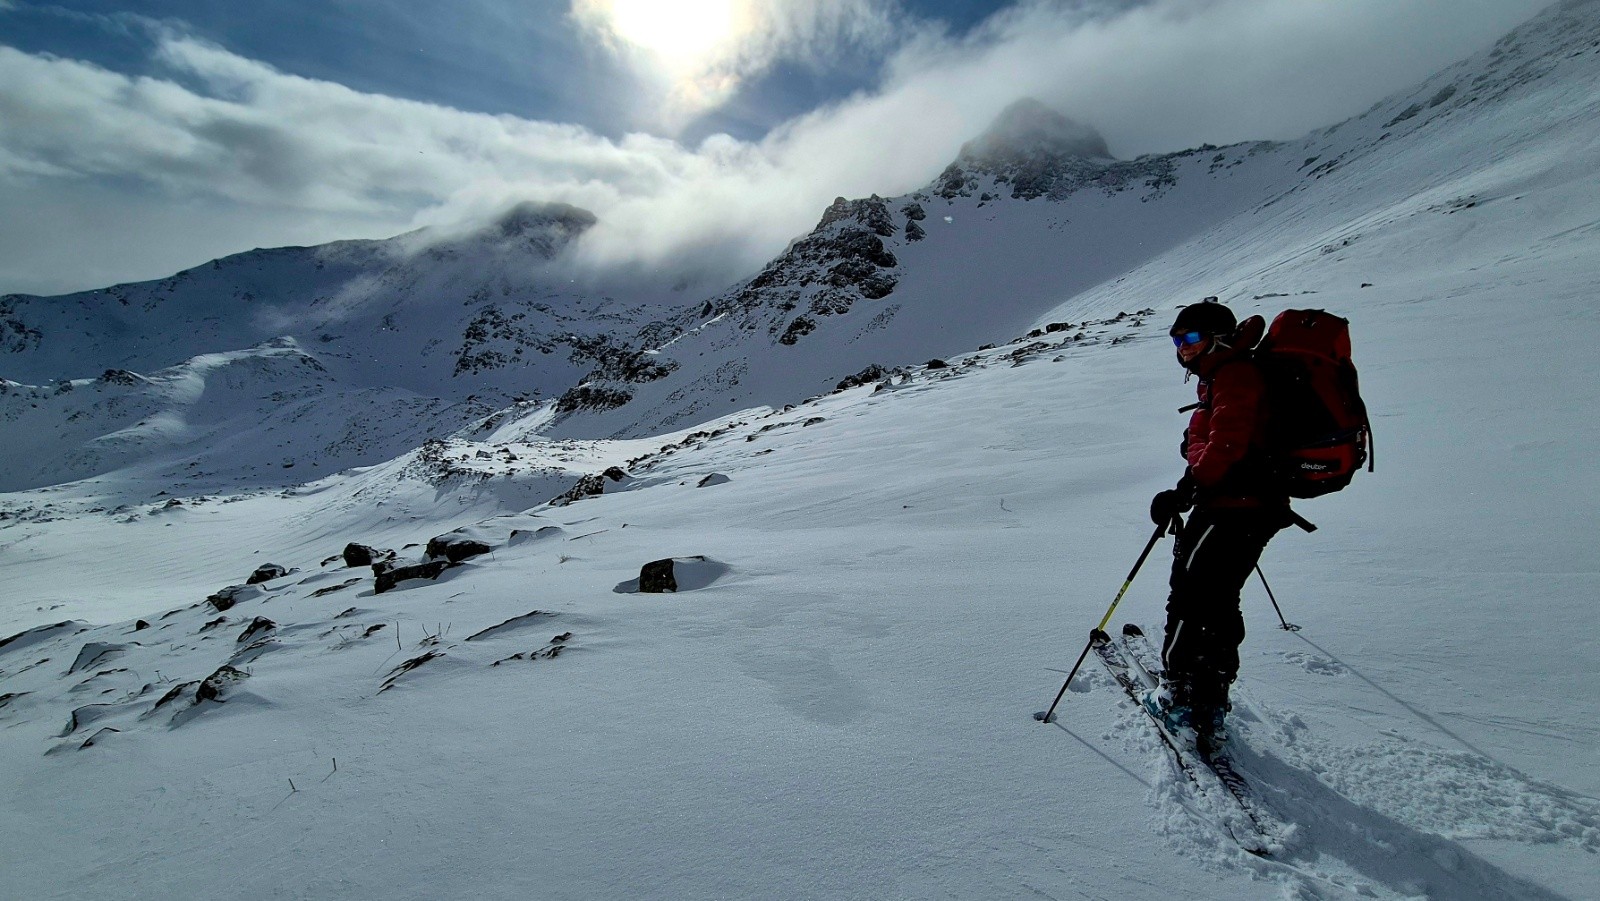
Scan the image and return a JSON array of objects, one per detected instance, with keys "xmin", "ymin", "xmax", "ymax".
[{"xmin": 1172, "ymin": 331, "xmax": 1205, "ymax": 347}]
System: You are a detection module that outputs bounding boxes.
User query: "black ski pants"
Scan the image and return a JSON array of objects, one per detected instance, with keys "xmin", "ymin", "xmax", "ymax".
[{"xmin": 1161, "ymin": 506, "xmax": 1285, "ymax": 710}]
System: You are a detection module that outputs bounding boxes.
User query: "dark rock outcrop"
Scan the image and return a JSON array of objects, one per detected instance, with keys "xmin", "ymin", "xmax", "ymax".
[
  {"xmin": 619, "ymin": 556, "xmax": 729, "ymax": 594},
  {"xmin": 237, "ymin": 617, "xmax": 276, "ymax": 644},
  {"xmin": 836, "ymin": 364, "xmax": 892, "ymax": 391},
  {"xmin": 196, "ymin": 665, "xmax": 248, "ymax": 702},
  {"xmin": 639, "ymin": 558, "xmax": 678, "ymax": 593},
  {"xmin": 779, "ymin": 316, "xmax": 817, "ymax": 346},
  {"xmin": 373, "ymin": 558, "xmax": 452, "ymax": 594},
  {"xmin": 342, "ymin": 543, "xmax": 394, "ymax": 568},
  {"xmin": 205, "ymin": 584, "xmax": 262, "ymax": 612},
  {"xmin": 554, "ymin": 384, "xmax": 633, "ymax": 413},
  {"xmin": 816, "ymin": 195, "xmax": 898, "ymax": 237},
  {"xmin": 551, "ymin": 473, "xmax": 607, "ymax": 506},
  {"xmin": 424, "ymin": 533, "xmax": 493, "ymax": 564},
  {"xmin": 246, "ymin": 564, "xmax": 288, "ymax": 585},
  {"xmin": 97, "ymin": 369, "xmax": 147, "ymax": 386}
]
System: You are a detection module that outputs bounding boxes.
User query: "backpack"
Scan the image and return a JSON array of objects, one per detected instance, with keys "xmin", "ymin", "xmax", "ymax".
[{"xmin": 1253, "ymin": 309, "xmax": 1373, "ymax": 498}]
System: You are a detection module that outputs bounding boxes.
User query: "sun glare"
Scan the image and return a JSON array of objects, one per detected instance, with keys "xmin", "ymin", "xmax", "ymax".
[{"xmin": 600, "ymin": 0, "xmax": 744, "ymax": 74}]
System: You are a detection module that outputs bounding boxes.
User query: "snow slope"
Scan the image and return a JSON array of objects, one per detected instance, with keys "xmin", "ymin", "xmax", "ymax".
[
  {"xmin": 0, "ymin": 202, "xmax": 696, "ymax": 489},
  {"xmin": 3, "ymin": 2, "xmax": 1599, "ymax": 899},
  {"xmin": 535, "ymin": 0, "xmax": 1600, "ymax": 443}
]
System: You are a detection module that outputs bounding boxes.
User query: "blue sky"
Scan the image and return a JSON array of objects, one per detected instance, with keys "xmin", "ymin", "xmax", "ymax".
[
  {"xmin": 0, "ymin": 1, "xmax": 1004, "ymax": 141},
  {"xmin": 0, "ymin": 0, "xmax": 1550, "ymax": 296}
]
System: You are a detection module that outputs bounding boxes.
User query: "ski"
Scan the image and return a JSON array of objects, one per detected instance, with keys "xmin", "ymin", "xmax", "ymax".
[
  {"xmin": 1090, "ymin": 629, "xmax": 1278, "ymax": 857},
  {"xmin": 1117, "ymin": 623, "xmax": 1164, "ymax": 690},
  {"xmin": 1115, "ymin": 623, "xmax": 1289, "ymax": 854}
]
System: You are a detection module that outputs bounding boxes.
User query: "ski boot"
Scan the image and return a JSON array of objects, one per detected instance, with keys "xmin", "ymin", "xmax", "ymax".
[
  {"xmin": 1194, "ymin": 705, "xmax": 1229, "ymax": 756},
  {"xmin": 1140, "ymin": 685, "xmax": 1200, "ymax": 749}
]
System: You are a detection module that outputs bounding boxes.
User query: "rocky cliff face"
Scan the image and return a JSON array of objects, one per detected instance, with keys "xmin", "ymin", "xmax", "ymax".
[{"xmin": 635, "ymin": 194, "xmax": 907, "ymax": 356}]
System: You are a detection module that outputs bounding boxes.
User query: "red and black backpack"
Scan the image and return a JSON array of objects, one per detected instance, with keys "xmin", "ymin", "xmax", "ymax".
[{"xmin": 1253, "ymin": 309, "xmax": 1373, "ymax": 498}]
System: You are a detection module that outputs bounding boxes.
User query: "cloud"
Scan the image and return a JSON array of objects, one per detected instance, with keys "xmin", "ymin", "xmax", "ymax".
[
  {"xmin": 0, "ymin": 0, "xmax": 1553, "ymax": 296},
  {"xmin": 938, "ymin": 0, "xmax": 1552, "ymax": 153},
  {"xmin": 569, "ymin": 0, "xmax": 898, "ymax": 131}
]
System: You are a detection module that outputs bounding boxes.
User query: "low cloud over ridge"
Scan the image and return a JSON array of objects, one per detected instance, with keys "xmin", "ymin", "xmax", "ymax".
[{"xmin": 0, "ymin": 0, "xmax": 1548, "ymax": 296}]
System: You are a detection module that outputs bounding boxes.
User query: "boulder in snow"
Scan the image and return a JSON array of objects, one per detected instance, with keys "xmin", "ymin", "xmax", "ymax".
[
  {"xmin": 373, "ymin": 558, "xmax": 453, "ymax": 594},
  {"xmin": 424, "ymin": 527, "xmax": 496, "ymax": 564},
  {"xmin": 246, "ymin": 563, "xmax": 289, "ymax": 585},
  {"xmin": 196, "ymin": 665, "xmax": 248, "ymax": 702},
  {"xmin": 617, "ymin": 556, "xmax": 731, "ymax": 594},
  {"xmin": 205, "ymin": 584, "xmax": 263, "ymax": 612},
  {"xmin": 236, "ymin": 617, "xmax": 276, "ymax": 644},
  {"xmin": 342, "ymin": 543, "xmax": 394, "ymax": 568},
  {"xmin": 639, "ymin": 558, "xmax": 678, "ymax": 593}
]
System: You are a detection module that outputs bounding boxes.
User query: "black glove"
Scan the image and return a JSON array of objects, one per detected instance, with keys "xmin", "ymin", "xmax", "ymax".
[
  {"xmin": 1150, "ymin": 479, "xmax": 1195, "ymax": 528},
  {"xmin": 1149, "ymin": 490, "xmax": 1185, "ymax": 526}
]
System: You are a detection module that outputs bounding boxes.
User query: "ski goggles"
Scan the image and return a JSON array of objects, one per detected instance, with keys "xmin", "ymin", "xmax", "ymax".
[{"xmin": 1171, "ymin": 331, "xmax": 1206, "ymax": 347}]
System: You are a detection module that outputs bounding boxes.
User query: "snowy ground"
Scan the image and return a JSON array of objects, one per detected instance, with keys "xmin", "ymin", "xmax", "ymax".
[
  {"xmin": 4, "ymin": 4, "xmax": 1600, "ymax": 896},
  {"xmin": 3, "ymin": 239, "xmax": 1596, "ymax": 898}
]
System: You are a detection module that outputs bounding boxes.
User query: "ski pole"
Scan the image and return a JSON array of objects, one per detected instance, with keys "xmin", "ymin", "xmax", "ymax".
[
  {"xmin": 1034, "ymin": 519, "xmax": 1171, "ymax": 724},
  {"xmin": 1255, "ymin": 564, "xmax": 1300, "ymax": 631}
]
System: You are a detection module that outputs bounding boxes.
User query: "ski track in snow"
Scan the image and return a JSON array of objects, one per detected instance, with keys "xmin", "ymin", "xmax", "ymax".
[
  {"xmin": 5, "ymin": 4, "xmax": 1600, "ymax": 898},
  {"xmin": 1092, "ymin": 668, "xmax": 1597, "ymax": 901}
]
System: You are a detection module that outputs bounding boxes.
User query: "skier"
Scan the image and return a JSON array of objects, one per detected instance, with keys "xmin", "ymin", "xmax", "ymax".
[{"xmin": 1146, "ymin": 298, "xmax": 1287, "ymax": 752}]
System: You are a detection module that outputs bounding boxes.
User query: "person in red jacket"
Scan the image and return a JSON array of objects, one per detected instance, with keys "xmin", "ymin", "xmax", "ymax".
[{"xmin": 1147, "ymin": 299, "xmax": 1288, "ymax": 752}]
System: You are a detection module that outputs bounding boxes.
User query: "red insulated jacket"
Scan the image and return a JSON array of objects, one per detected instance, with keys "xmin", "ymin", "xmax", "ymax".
[{"xmin": 1181, "ymin": 316, "xmax": 1283, "ymax": 508}]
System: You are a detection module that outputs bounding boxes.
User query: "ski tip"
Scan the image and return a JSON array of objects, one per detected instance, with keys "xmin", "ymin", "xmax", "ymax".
[
  {"xmin": 1223, "ymin": 825, "xmax": 1273, "ymax": 858},
  {"xmin": 1120, "ymin": 623, "xmax": 1145, "ymax": 637}
]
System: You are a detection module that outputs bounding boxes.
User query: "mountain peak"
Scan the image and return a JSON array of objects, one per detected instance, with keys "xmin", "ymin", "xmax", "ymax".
[
  {"xmin": 479, "ymin": 201, "xmax": 598, "ymax": 259},
  {"xmin": 491, "ymin": 201, "xmax": 597, "ymax": 240},
  {"xmin": 959, "ymin": 99, "xmax": 1113, "ymax": 164}
]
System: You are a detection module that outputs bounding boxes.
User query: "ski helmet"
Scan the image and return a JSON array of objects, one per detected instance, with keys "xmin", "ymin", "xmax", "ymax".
[{"xmin": 1170, "ymin": 297, "xmax": 1237, "ymax": 338}]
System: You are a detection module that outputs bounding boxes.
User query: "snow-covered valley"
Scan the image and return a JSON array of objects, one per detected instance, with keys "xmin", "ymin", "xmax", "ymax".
[{"xmin": 3, "ymin": 2, "xmax": 1598, "ymax": 898}]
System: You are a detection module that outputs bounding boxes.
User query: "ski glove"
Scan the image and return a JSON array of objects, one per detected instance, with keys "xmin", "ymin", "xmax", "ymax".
[
  {"xmin": 1149, "ymin": 489, "xmax": 1189, "ymax": 526},
  {"xmin": 1150, "ymin": 472, "xmax": 1195, "ymax": 528}
]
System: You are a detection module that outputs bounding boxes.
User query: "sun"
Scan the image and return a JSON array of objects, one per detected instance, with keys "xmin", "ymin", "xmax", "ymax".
[{"xmin": 585, "ymin": 0, "xmax": 746, "ymax": 76}]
